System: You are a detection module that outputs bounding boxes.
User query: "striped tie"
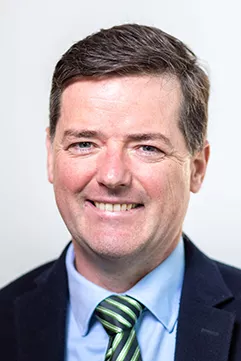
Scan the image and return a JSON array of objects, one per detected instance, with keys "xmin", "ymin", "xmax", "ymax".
[{"xmin": 95, "ymin": 295, "xmax": 144, "ymax": 361}]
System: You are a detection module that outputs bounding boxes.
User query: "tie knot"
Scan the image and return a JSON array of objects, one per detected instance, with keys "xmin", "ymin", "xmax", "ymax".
[{"xmin": 95, "ymin": 295, "xmax": 144, "ymax": 335}]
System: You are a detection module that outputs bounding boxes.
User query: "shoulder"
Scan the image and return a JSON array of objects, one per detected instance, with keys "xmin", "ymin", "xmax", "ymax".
[
  {"xmin": 215, "ymin": 260, "xmax": 241, "ymax": 298},
  {"xmin": 183, "ymin": 235, "xmax": 241, "ymax": 306},
  {"xmin": 0, "ymin": 261, "xmax": 56, "ymax": 356},
  {"xmin": 0, "ymin": 242, "xmax": 70, "ymax": 304},
  {"xmin": 0, "ymin": 261, "xmax": 55, "ymax": 303}
]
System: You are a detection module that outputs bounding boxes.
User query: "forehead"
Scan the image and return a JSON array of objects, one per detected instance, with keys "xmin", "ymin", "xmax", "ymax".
[
  {"xmin": 59, "ymin": 75, "xmax": 182, "ymax": 135},
  {"xmin": 61, "ymin": 74, "xmax": 181, "ymax": 109}
]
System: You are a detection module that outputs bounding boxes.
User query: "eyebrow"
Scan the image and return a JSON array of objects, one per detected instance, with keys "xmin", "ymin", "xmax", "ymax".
[
  {"xmin": 62, "ymin": 129, "xmax": 104, "ymax": 141},
  {"xmin": 62, "ymin": 129, "xmax": 173, "ymax": 148},
  {"xmin": 125, "ymin": 133, "xmax": 173, "ymax": 148}
]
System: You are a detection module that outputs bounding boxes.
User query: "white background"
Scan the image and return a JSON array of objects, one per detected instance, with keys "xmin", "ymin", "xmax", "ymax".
[{"xmin": 0, "ymin": 0, "xmax": 240, "ymax": 287}]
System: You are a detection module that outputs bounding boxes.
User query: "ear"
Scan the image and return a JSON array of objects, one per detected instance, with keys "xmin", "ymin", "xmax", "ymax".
[
  {"xmin": 45, "ymin": 127, "xmax": 54, "ymax": 184},
  {"xmin": 190, "ymin": 140, "xmax": 210, "ymax": 193}
]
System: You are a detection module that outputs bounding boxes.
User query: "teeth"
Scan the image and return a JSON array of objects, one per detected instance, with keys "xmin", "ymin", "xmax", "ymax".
[
  {"xmin": 114, "ymin": 204, "xmax": 121, "ymax": 212},
  {"xmin": 106, "ymin": 203, "xmax": 113, "ymax": 212},
  {"xmin": 93, "ymin": 202, "xmax": 139, "ymax": 212},
  {"xmin": 121, "ymin": 204, "xmax": 127, "ymax": 211},
  {"xmin": 99, "ymin": 203, "xmax": 105, "ymax": 211}
]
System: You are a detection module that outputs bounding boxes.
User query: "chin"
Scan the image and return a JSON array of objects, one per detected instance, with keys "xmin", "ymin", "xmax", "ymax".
[{"xmin": 75, "ymin": 232, "xmax": 144, "ymax": 261}]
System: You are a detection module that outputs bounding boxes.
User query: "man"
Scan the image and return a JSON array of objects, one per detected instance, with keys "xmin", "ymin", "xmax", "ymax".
[{"xmin": 0, "ymin": 24, "xmax": 240, "ymax": 361}]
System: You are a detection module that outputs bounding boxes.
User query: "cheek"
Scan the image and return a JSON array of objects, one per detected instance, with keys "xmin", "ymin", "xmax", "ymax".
[
  {"xmin": 53, "ymin": 157, "xmax": 96, "ymax": 193},
  {"xmin": 165, "ymin": 163, "xmax": 191, "ymax": 208},
  {"xmin": 137, "ymin": 161, "xmax": 190, "ymax": 203},
  {"xmin": 134, "ymin": 164, "xmax": 167, "ymax": 201}
]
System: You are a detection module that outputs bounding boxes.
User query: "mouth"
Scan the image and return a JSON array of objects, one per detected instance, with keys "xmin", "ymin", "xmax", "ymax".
[{"xmin": 87, "ymin": 200, "xmax": 143, "ymax": 212}]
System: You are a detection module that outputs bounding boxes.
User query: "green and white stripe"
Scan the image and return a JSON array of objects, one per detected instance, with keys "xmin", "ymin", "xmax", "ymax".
[
  {"xmin": 105, "ymin": 298, "xmax": 138, "ymax": 321},
  {"xmin": 97, "ymin": 305, "xmax": 132, "ymax": 327},
  {"xmin": 116, "ymin": 328, "xmax": 136, "ymax": 361},
  {"xmin": 130, "ymin": 346, "xmax": 141, "ymax": 361},
  {"xmin": 96, "ymin": 316, "xmax": 123, "ymax": 333},
  {"xmin": 117, "ymin": 295, "xmax": 143, "ymax": 312},
  {"xmin": 95, "ymin": 295, "xmax": 143, "ymax": 361},
  {"xmin": 112, "ymin": 332, "xmax": 124, "ymax": 352},
  {"xmin": 105, "ymin": 333, "xmax": 124, "ymax": 361}
]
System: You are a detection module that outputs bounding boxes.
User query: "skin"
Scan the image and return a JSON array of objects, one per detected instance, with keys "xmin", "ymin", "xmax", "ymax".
[{"xmin": 46, "ymin": 75, "xmax": 209, "ymax": 292}]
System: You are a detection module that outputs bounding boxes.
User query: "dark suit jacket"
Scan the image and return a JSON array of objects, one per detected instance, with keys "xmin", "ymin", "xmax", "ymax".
[{"xmin": 0, "ymin": 235, "xmax": 241, "ymax": 361}]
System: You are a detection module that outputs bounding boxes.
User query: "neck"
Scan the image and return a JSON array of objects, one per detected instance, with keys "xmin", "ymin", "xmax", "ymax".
[{"xmin": 72, "ymin": 237, "xmax": 179, "ymax": 293}]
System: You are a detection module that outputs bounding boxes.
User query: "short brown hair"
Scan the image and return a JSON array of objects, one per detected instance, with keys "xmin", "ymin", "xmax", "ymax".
[{"xmin": 50, "ymin": 24, "xmax": 210, "ymax": 154}]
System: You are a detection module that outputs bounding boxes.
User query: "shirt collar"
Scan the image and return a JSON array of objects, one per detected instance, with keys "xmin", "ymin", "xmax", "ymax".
[
  {"xmin": 66, "ymin": 238, "xmax": 185, "ymax": 336},
  {"xmin": 65, "ymin": 244, "xmax": 113, "ymax": 336},
  {"xmin": 126, "ymin": 239, "xmax": 185, "ymax": 332}
]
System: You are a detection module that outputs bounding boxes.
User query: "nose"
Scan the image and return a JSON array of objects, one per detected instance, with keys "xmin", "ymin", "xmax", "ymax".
[{"xmin": 96, "ymin": 146, "xmax": 132, "ymax": 189}]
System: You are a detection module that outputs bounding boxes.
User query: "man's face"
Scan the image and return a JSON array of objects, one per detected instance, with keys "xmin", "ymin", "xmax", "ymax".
[{"xmin": 47, "ymin": 75, "xmax": 208, "ymax": 267}]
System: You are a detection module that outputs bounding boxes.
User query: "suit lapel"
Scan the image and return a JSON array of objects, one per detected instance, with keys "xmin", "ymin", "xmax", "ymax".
[
  {"xmin": 175, "ymin": 299, "xmax": 235, "ymax": 361},
  {"xmin": 175, "ymin": 235, "xmax": 235, "ymax": 361},
  {"xmin": 14, "ymin": 245, "xmax": 69, "ymax": 361}
]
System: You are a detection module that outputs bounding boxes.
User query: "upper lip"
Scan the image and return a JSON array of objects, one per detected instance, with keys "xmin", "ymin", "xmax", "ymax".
[{"xmin": 87, "ymin": 199, "xmax": 143, "ymax": 205}]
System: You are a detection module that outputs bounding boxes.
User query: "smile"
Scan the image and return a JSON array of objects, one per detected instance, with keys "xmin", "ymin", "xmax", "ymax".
[{"xmin": 89, "ymin": 201, "xmax": 142, "ymax": 212}]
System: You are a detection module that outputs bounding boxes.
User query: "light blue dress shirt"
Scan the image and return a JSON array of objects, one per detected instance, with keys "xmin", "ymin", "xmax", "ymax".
[{"xmin": 65, "ymin": 239, "xmax": 185, "ymax": 361}]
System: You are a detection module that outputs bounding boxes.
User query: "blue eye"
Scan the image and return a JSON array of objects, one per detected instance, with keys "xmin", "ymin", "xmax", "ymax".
[
  {"xmin": 68, "ymin": 141, "xmax": 95, "ymax": 154},
  {"xmin": 77, "ymin": 142, "xmax": 92, "ymax": 148},
  {"xmin": 141, "ymin": 145, "xmax": 160, "ymax": 152}
]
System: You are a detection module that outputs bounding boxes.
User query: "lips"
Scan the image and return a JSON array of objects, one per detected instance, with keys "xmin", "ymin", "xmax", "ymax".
[{"xmin": 88, "ymin": 201, "xmax": 143, "ymax": 212}]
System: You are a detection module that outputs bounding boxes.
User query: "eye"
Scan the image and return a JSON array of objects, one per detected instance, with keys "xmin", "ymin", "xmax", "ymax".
[
  {"xmin": 76, "ymin": 141, "xmax": 93, "ymax": 149},
  {"xmin": 68, "ymin": 141, "xmax": 95, "ymax": 154},
  {"xmin": 140, "ymin": 145, "xmax": 161, "ymax": 153},
  {"xmin": 134, "ymin": 144, "xmax": 166, "ymax": 161}
]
